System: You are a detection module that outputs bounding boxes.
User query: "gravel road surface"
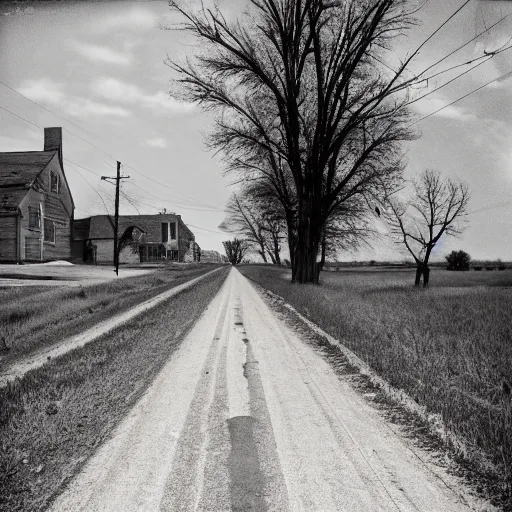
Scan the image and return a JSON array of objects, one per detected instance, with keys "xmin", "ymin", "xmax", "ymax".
[{"xmin": 50, "ymin": 268, "xmax": 473, "ymax": 512}]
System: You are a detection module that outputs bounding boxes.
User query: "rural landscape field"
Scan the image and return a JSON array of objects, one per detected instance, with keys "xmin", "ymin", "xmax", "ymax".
[{"xmin": 240, "ymin": 264, "xmax": 512, "ymax": 504}]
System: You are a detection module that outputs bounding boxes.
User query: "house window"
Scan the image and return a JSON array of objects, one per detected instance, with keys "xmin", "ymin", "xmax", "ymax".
[
  {"xmin": 161, "ymin": 222, "xmax": 177, "ymax": 242},
  {"xmin": 28, "ymin": 207, "xmax": 41, "ymax": 229},
  {"xmin": 50, "ymin": 172, "xmax": 59, "ymax": 194},
  {"xmin": 44, "ymin": 219, "xmax": 55, "ymax": 243}
]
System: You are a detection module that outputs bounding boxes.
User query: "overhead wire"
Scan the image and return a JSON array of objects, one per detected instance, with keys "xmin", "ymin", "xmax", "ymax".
[
  {"xmin": 0, "ymin": 87, "xmax": 224, "ymax": 211},
  {"xmin": 411, "ymin": 67, "xmax": 512, "ymax": 125},
  {"xmin": 0, "ymin": 80, "xmax": 106, "ymax": 146}
]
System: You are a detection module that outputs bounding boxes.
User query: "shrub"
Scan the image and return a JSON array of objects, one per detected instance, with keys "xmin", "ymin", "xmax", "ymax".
[{"xmin": 446, "ymin": 250, "xmax": 471, "ymax": 271}]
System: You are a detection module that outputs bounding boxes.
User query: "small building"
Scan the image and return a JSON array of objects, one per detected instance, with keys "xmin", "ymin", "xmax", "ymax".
[
  {"xmin": 0, "ymin": 127, "xmax": 74, "ymax": 262},
  {"xmin": 201, "ymin": 250, "xmax": 225, "ymax": 263},
  {"xmin": 72, "ymin": 213, "xmax": 200, "ymax": 264}
]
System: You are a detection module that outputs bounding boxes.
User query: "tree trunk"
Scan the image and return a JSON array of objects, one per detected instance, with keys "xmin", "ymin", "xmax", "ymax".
[
  {"xmin": 259, "ymin": 250, "xmax": 268, "ymax": 263},
  {"xmin": 415, "ymin": 266, "xmax": 422, "ymax": 286},
  {"xmin": 273, "ymin": 234, "xmax": 281, "ymax": 265},
  {"xmin": 287, "ymin": 218, "xmax": 298, "ymax": 281},
  {"xmin": 294, "ymin": 202, "xmax": 322, "ymax": 284},
  {"xmin": 266, "ymin": 249, "xmax": 276, "ymax": 265},
  {"xmin": 316, "ymin": 232, "xmax": 326, "ymax": 282},
  {"xmin": 414, "ymin": 264, "xmax": 430, "ymax": 287},
  {"xmin": 423, "ymin": 266, "xmax": 430, "ymax": 287}
]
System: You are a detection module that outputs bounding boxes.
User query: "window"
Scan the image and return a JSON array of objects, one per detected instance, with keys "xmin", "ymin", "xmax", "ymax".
[
  {"xmin": 28, "ymin": 207, "xmax": 41, "ymax": 229},
  {"xmin": 44, "ymin": 219, "xmax": 55, "ymax": 243},
  {"xmin": 162, "ymin": 222, "xmax": 177, "ymax": 242},
  {"xmin": 50, "ymin": 172, "xmax": 59, "ymax": 194},
  {"xmin": 161, "ymin": 223, "xmax": 168, "ymax": 243}
]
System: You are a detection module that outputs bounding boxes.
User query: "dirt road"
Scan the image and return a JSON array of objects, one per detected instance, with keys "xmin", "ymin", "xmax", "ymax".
[{"xmin": 50, "ymin": 268, "xmax": 474, "ymax": 512}]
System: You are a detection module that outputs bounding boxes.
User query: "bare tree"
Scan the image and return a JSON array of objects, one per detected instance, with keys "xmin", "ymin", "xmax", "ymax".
[
  {"xmin": 167, "ymin": 0, "xmax": 425, "ymax": 283},
  {"xmin": 223, "ymin": 238, "xmax": 250, "ymax": 265},
  {"xmin": 383, "ymin": 169, "xmax": 469, "ymax": 286},
  {"xmin": 219, "ymin": 185, "xmax": 286, "ymax": 264}
]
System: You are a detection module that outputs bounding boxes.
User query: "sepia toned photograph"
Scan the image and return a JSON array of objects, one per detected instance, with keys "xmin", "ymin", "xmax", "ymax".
[{"xmin": 0, "ymin": 0, "xmax": 511, "ymax": 510}]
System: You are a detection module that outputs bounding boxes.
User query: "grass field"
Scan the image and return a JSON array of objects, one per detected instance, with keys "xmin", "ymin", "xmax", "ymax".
[
  {"xmin": 0, "ymin": 267, "xmax": 229, "ymax": 512},
  {"xmin": 239, "ymin": 265, "xmax": 512, "ymax": 500},
  {"xmin": 0, "ymin": 264, "xmax": 220, "ymax": 370}
]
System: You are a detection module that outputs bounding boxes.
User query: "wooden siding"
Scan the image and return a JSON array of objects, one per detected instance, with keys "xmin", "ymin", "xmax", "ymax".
[
  {"xmin": 0, "ymin": 215, "xmax": 18, "ymax": 261},
  {"xmin": 35, "ymin": 156, "xmax": 72, "ymax": 260},
  {"xmin": 25, "ymin": 238, "xmax": 41, "ymax": 260},
  {"xmin": 18, "ymin": 189, "xmax": 43, "ymax": 261}
]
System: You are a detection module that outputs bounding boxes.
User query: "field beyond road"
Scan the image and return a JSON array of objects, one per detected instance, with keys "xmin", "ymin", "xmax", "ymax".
[{"xmin": 239, "ymin": 265, "xmax": 512, "ymax": 504}]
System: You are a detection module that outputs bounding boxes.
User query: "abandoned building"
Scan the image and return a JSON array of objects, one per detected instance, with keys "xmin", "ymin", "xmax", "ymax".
[
  {"xmin": 0, "ymin": 127, "xmax": 74, "ymax": 263},
  {"xmin": 72, "ymin": 213, "xmax": 201, "ymax": 264},
  {"xmin": 201, "ymin": 250, "xmax": 225, "ymax": 263}
]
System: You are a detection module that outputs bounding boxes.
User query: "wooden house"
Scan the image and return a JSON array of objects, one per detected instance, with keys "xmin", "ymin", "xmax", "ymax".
[
  {"xmin": 0, "ymin": 128, "xmax": 74, "ymax": 262},
  {"xmin": 72, "ymin": 213, "xmax": 200, "ymax": 264}
]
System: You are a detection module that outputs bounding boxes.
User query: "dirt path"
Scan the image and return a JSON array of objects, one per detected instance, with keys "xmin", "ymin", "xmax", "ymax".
[
  {"xmin": 50, "ymin": 268, "xmax": 477, "ymax": 512},
  {"xmin": 0, "ymin": 267, "xmax": 222, "ymax": 388}
]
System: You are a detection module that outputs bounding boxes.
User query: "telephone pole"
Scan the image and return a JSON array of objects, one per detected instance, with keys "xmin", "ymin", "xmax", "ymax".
[{"xmin": 101, "ymin": 161, "xmax": 130, "ymax": 276}]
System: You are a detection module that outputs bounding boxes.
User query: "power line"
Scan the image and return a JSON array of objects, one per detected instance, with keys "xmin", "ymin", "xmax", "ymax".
[
  {"xmin": 0, "ymin": 104, "xmax": 40, "ymax": 129},
  {"xmin": 407, "ymin": 47, "xmax": 512, "ymax": 107},
  {"xmin": 411, "ymin": 67, "xmax": 512, "ymax": 125},
  {"xmin": 415, "ymin": 0, "xmax": 472, "ymax": 56},
  {"xmin": 1, "ymin": 91, "xmax": 224, "ymax": 211},
  {"xmin": 187, "ymin": 223, "xmax": 225, "ymax": 234},
  {"xmin": 66, "ymin": 161, "xmax": 113, "ymax": 216},
  {"xmin": 123, "ymin": 162, "xmax": 224, "ymax": 211},
  {"xmin": 419, "ymin": 12, "xmax": 512, "ymax": 78},
  {"xmin": 0, "ymin": 80, "xmax": 104, "ymax": 143}
]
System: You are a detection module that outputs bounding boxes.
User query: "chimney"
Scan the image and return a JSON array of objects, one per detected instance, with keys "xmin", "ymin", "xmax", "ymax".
[{"xmin": 44, "ymin": 127, "xmax": 63, "ymax": 166}]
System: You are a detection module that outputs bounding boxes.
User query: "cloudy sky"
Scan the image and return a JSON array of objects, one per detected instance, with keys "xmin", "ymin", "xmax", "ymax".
[{"xmin": 1, "ymin": 0, "xmax": 511, "ymax": 261}]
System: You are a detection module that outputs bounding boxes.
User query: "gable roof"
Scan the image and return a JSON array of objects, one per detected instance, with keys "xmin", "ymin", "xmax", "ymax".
[
  {"xmin": 0, "ymin": 189, "xmax": 28, "ymax": 213},
  {"xmin": 77, "ymin": 214, "xmax": 195, "ymax": 244},
  {"xmin": 0, "ymin": 151, "xmax": 57, "ymax": 187}
]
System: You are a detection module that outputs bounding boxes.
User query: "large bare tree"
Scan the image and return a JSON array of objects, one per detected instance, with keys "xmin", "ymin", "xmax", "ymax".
[
  {"xmin": 167, "ymin": 0, "xmax": 427, "ymax": 283},
  {"xmin": 168, "ymin": 0, "xmax": 501, "ymax": 283},
  {"xmin": 383, "ymin": 169, "xmax": 470, "ymax": 286}
]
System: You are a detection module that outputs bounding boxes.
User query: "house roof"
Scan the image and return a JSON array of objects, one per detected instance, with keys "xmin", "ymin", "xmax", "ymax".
[
  {"xmin": 72, "ymin": 217, "xmax": 91, "ymax": 241},
  {"xmin": 0, "ymin": 151, "xmax": 56, "ymax": 187},
  {"xmin": 85, "ymin": 214, "xmax": 179, "ymax": 242},
  {"xmin": 0, "ymin": 189, "xmax": 28, "ymax": 213}
]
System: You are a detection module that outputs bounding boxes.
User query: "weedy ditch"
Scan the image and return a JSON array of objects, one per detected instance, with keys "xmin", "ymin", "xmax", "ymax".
[
  {"xmin": 0, "ymin": 264, "xmax": 221, "ymax": 369},
  {"xmin": 0, "ymin": 267, "xmax": 229, "ymax": 512}
]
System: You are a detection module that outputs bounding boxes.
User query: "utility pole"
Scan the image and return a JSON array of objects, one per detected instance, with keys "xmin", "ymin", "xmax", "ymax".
[{"xmin": 101, "ymin": 161, "xmax": 130, "ymax": 276}]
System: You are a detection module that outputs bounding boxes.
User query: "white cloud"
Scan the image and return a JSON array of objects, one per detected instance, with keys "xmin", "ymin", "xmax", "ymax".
[
  {"xmin": 17, "ymin": 78, "xmax": 131, "ymax": 118},
  {"xmin": 92, "ymin": 77, "xmax": 195, "ymax": 114},
  {"xmin": 412, "ymin": 96, "xmax": 474, "ymax": 121},
  {"xmin": 95, "ymin": 8, "xmax": 158, "ymax": 32},
  {"xmin": 74, "ymin": 43, "xmax": 132, "ymax": 66},
  {"xmin": 18, "ymin": 78, "xmax": 66, "ymax": 104},
  {"xmin": 145, "ymin": 137, "xmax": 168, "ymax": 148}
]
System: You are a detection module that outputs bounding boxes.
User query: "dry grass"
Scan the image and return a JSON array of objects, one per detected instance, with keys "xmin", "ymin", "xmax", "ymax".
[
  {"xmin": 0, "ymin": 267, "xmax": 229, "ymax": 512},
  {"xmin": 0, "ymin": 264, "xmax": 220, "ymax": 369},
  {"xmin": 240, "ymin": 265, "xmax": 512, "ymax": 501}
]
